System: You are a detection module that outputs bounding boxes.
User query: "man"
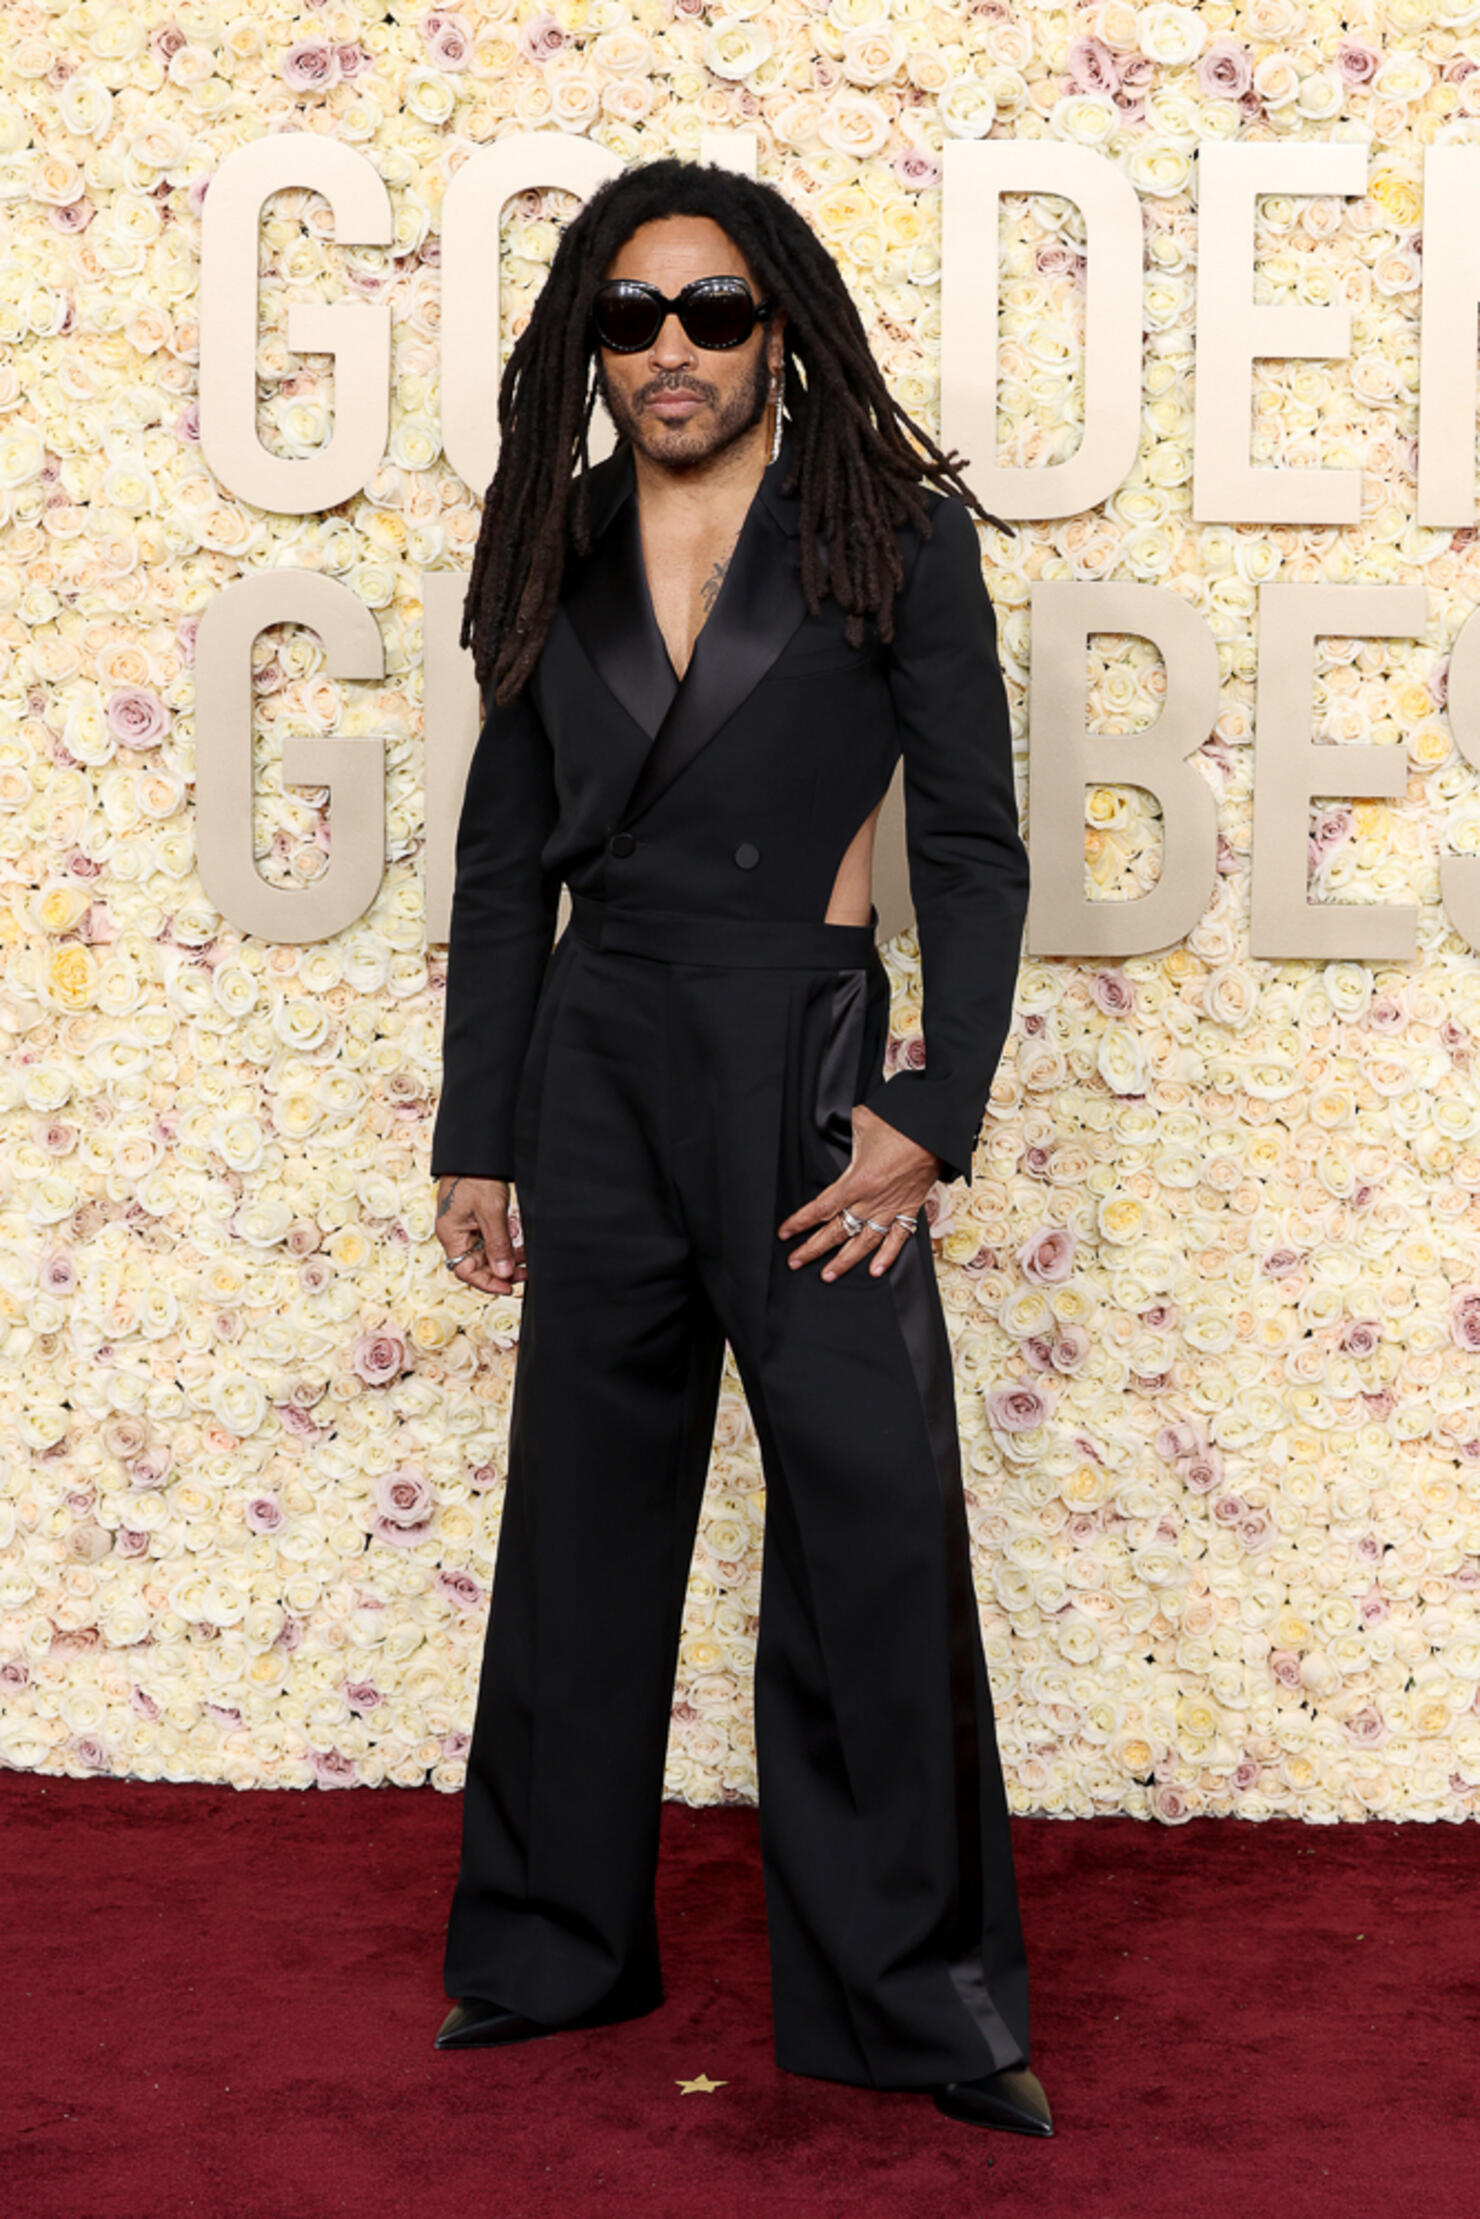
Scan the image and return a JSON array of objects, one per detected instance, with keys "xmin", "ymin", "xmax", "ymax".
[{"xmin": 430, "ymin": 157, "xmax": 1049, "ymax": 2139}]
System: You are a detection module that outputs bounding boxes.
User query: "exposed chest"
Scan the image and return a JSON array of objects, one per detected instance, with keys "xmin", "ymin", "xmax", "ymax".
[{"xmin": 637, "ymin": 508, "xmax": 745, "ymax": 683}]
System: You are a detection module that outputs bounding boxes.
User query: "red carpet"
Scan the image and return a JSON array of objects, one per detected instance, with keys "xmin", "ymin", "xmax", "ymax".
[{"xmin": 3, "ymin": 1771, "xmax": 1476, "ymax": 2219}]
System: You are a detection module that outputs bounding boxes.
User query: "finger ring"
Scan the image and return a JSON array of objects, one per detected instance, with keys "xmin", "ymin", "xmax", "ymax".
[
  {"xmin": 840, "ymin": 1207, "xmax": 864, "ymax": 1236},
  {"xmin": 444, "ymin": 1250, "xmax": 478, "ymax": 1269},
  {"xmin": 894, "ymin": 1213, "xmax": 918, "ymax": 1233},
  {"xmin": 866, "ymin": 1218, "xmax": 889, "ymax": 1235}
]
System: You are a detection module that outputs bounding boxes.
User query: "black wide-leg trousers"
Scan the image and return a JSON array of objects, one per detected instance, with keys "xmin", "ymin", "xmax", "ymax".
[{"xmin": 442, "ymin": 893, "xmax": 1032, "ymax": 2090}]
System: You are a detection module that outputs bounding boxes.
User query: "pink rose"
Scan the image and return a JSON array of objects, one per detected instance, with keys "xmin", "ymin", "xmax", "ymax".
[
  {"xmin": 1049, "ymin": 1325, "xmax": 1090, "ymax": 1373},
  {"xmin": 311, "ymin": 1749, "xmax": 359, "ymax": 1787},
  {"xmin": 245, "ymin": 1496, "xmax": 284, "ymax": 1534},
  {"xmin": 519, "ymin": 12, "xmax": 567, "ymax": 62},
  {"xmin": 1197, "ymin": 40, "xmax": 1252, "ymax": 99},
  {"xmin": 436, "ymin": 1569, "xmax": 483, "ymax": 1612},
  {"xmin": 1181, "ymin": 1451, "xmax": 1222, "ymax": 1495},
  {"xmin": 375, "ymin": 1469, "xmax": 433, "ymax": 1527},
  {"xmin": 1155, "ymin": 1418, "xmax": 1201, "ymax": 1460},
  {"xmin": 983, "ymin": 1382, "xmax": 1051, "ymax": 1432},
  {"xmin": 423, "ymin": 11, "xmax": 472, "ymax": 68},
  {"xmin": 371, "ymin": 1515, "xmax": 428, "ymax": 1549},
  {"xmin": 1450, "ymin": 1288, "xmax": 1480, "ymax": 1351},
  {"xmin": 1336, "ymin": 39, "xmax": 1378, "ymax": 86},
  {"xmin": 1310, "ymin": 804, "xmax": 1353, "ymax": 859},
  {"xmin": 1342, "ymin": 1704, "xmax": 1389, "ymax": 1746},
  {"xmin": 1237, "ymin": 1510, "xmax": 1275, "ymax": 1554},
  {"xmin": 1150, "ymin": 1782, "xmax": 1193, "ymax": 1824},
  {"xmin": 1090, "ymin": 969, "xmax": 1134, "ymax": 1014},
  {"xmin": 1037, "ymin": 244, "xmax": 1086, "ymax": 282},
  {"xmin": 344, "ymin": 1680, "xmax": 381, "ymax": 1711},
  {"xmin": 282, "ymin": 41, "xmax": 342, "ymax": 92},
  {"xmin": 106, "ymin": 687, "xmax": 169, "ymax": 750},
  {"xmin": 1066, "ymin": 37, "xmax": 1119, "ymax": 96},
  {"xmin": 353, "ymin": 1326, "xmax": 407, "ymax": 1384},
  {"xmin": 894, "ymin": 148, "xmax": 940, "ymax": 190},
  {"xmin": 1016, "ymin": 1224, "xmax": 1077, "ymax": 1283}
]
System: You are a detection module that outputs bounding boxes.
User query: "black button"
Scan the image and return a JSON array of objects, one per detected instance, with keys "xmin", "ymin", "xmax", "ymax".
[
  {"xmin": 608, "ymin": 831, "xmax": 636, "ymax": 857},
  {"xmin": 734, "ymin": 842, "xmax": 760, "ymax": 869}
]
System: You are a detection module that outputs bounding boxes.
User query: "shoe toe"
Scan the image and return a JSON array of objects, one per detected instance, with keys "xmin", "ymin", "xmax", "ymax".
[
  {"xmin": 933, "ymin": 2060, "xmax": 1054, "ymax": 2136},
  {"xmin": 434, "ymin": 1996, "xmax": 534, "ymax": 2049}
]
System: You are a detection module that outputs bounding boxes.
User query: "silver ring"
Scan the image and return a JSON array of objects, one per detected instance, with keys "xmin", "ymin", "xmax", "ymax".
[
  {"xmin": 444, "ymin": 1250, "xmax": 478, "ymax": 1269},
  {"xmin": 840, "ymin": 1207, "xmax": 864, "ymax": 1236},
  {"xmin": 894, "ymin": 1213, "xmax": 918, "ymax": 1233},
  {"xmin": 865, "ymin": 1218, "xmax": 890, "ymax": 1235}
]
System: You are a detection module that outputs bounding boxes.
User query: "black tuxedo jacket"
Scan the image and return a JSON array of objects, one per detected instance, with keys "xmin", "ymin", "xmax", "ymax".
[{"xmin": 431, "ymin": 423, "xmax": 1030, "ymax": 1189}]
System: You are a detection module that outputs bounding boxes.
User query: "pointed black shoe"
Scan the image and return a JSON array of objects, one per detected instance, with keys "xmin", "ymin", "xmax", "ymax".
[
  {"xmin": 932, "ymin": 2061, "xmax": 1054, "ymax": 2136},
  {"xmin": 434, "ymin": 1983, "xmax": 664, "ymax": 2050},
  {"xmin": 434, "ymin": 1999, "xmax": 555, "ymax": 2049}
]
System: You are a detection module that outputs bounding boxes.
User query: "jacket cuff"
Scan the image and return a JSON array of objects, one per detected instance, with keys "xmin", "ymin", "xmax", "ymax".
[{"xmin": 856, "ymin": 1070, "xmax": 978, "ymax": 1189}]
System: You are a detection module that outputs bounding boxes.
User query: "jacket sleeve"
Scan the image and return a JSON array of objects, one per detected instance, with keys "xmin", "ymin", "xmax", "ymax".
[
  {"xmin": 855, "ymin": 492, "xmax": 1030, "ymax": 1188},
  {"xmin": 429, "ymin": 678, "xmax": 562, "ymax": 1182}
]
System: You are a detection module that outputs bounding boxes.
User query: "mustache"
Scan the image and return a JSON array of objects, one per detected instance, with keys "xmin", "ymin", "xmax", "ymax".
[{"xmin": 634, "ymin": 375, "xmax": 714, "ymax": 406}]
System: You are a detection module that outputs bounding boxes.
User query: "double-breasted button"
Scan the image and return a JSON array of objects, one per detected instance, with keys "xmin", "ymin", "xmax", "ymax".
[
  {"xmin": 608, "ymin": 830, "xmax": 636, "ymax": 857},
  {"xmin": 733, "ymin": 841, "xmax": 760, "ymax": 869}
]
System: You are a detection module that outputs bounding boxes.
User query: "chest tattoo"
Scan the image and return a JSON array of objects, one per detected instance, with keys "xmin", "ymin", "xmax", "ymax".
[{"xmin": 700, "ymin": 544, "xmax": 736, "ymax": 618}]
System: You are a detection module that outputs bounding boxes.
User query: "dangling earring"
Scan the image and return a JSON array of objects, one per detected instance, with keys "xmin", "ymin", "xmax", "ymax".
[{"xmin": 768, "ymin": 369, "xmax": 784, "ymax": 464}]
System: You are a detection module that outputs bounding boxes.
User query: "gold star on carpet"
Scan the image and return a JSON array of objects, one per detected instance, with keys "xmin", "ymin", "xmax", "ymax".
[{"xmin": 676, "ymin": 2073, "xmax": 728, "ymax": 2094}]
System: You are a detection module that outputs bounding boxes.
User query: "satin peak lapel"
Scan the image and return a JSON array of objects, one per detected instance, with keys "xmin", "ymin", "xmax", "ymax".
[
  {"xmin": 559, "ymin": 454, "xmax": 677, "ymax": 749},
  {"xmin": 618, "ymin": 436, "xmax": 810, "ymax": 829}
]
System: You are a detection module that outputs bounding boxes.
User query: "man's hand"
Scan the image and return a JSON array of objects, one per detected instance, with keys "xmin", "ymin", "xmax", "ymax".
[
  {"xmin": 435, "ymin": 1175, "xmax": 526, "ymax": 1295},
  {"xmin": 776, "ymin": 1102, "xmax": 941, "ymax": 1281}
]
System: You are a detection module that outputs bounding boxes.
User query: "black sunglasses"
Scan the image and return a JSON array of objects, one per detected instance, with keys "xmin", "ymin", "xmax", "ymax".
[{"xmin": 590, "ymin": 276, "xmax": 776, "ymax": 354}]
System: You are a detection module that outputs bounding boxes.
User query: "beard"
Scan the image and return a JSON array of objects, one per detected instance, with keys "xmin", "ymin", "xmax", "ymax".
[{"xmin": 592, "ymin": 343, "xmax": 774, "ymax": 472}]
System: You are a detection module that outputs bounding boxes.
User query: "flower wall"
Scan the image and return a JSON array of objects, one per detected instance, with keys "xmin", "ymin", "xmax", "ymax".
[{"xmin": 2, "ymin": 0, "xmax": 1480, "ymax": 1822}]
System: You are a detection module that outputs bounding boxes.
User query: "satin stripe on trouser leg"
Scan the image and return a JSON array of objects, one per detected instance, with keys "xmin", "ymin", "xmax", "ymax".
[{"xmin": 441, "ymin": 900, "xmax": 1031, "ymax": 2088}]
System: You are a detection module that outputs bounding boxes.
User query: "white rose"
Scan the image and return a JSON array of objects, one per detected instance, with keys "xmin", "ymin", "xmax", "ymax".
[
  {"xmin": 841, "ymin": 25, "xmax": 906, "ymax": 85},
  {"xmin": 819, "ymin": 92, "xmax": 893, "ymax": 157},
  {"xmin": 702, "ymin": 17, "xmax": 773, "ymax": 80},
  {"xmin": 940, "ymin": 77, "xmax": 998, "ymax": 139},
  {"xmin": 1138, "ymin": 6, "xmax": 1206, "ymax": 65}
]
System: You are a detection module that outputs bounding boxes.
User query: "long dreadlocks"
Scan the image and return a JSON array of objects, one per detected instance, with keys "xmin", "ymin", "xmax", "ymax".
[{"xmin": 459, "ymin": 158, "xmax": 996, "ymax": 710}]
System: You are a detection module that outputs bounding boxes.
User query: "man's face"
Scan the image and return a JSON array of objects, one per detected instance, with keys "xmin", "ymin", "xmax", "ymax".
[{"xmin": 592, "ymin": 213, "xmax": 786, "ymax": 470}]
